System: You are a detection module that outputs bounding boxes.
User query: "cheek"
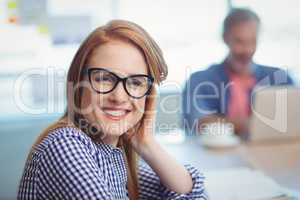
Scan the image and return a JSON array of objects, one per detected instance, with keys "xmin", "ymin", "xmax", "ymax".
[
  {"xmin": 81, "ymin": 87, "xmax": 103, "ymax": 121},
  {"xmin": 81, "ymin": 88, "xmax": 92, "ymax": 111},
  {"xmin": 132, "ymin": 98, "xmax": 146, "ymax": 121}
]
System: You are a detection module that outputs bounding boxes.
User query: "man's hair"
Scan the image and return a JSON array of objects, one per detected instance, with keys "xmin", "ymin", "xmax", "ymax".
[{"xmin": 223, "ymin": 8, "xmax": 260, "ymax": 37}]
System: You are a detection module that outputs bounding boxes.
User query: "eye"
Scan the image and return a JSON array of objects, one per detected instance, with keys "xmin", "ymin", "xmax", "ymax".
[
  {"xmin": 128, "ymin": 77, "xmax": 147, "ymax": 88},
  {"xmin": 92, "ymin": 72, "xmax": 115, "ymax": 83},
  {"xmin": 94, "ymin": 75, "xmax": 111, "ymax": 82},
  {"xmin": 131, "ymin": 79, "xmax": 143, "ymax": 86}
]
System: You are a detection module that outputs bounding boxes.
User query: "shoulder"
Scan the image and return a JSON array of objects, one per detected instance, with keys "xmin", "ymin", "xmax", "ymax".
[
  {"xmin": 183, "ymin": 63, "xmax": 226, "ymax": 94},
  {"xmin": 188, "ymin": 63, "xmax": 224, "ymax": 83},
  {"xmin": 28, "ymin": 127, "xmax": 120, "ymax": 200},
  {"xmin": 255, "ymin": 64, "xmax": 293, "ymax": 84},
  {"xmin": 256, "ymin": 64, "xmax": 283, "ymax": 74},
  {"xmin": 34, "ymin": 127, "xmax": 98, "ymax": 157}
]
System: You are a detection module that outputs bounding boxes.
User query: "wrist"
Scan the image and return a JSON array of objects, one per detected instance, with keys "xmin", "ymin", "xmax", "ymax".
[{"xmin": 135, "ymin": 136, "xmax": 159, "ymax": 160}]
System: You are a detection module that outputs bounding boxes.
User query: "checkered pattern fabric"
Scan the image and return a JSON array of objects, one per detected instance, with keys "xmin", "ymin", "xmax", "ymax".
[{"xmin": 18, "ymin": 127, "xmax": 208, "ymax": 199}]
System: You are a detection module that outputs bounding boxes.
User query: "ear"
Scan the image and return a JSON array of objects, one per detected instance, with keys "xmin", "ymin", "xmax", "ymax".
[{"xmin": 223, "ymin": 32, "xmax": 229, "ymax": 46}]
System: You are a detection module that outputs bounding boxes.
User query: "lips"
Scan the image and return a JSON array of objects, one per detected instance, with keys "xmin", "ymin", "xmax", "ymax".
[{"xmin": 101, "ymin": 107, "xmax": 131, "ymax": 120}]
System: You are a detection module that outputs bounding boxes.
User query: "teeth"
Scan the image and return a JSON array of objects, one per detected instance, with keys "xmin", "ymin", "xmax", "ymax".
[{"xmin": 103, "ymin": 109, "xmax": 127, "ymax": 117}]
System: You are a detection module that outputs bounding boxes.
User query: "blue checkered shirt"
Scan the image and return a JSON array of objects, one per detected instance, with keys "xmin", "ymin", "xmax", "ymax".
[{"xmin": 18, "ymin": 127, "xmax": 208, "ymax": 199}]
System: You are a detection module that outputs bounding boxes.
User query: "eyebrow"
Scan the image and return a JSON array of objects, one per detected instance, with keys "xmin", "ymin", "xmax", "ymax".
[{"xmin": 84, "ymin": 66, "xmax": 148, "ymax": 76}]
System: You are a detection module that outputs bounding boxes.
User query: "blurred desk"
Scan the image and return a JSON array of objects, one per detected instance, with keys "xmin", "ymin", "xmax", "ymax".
[
  {"xmin": 160, "ymin": 135, "xmax": 300, "ymax": 191},
  {"xmin": 160, "ymin": 135, "xmax": 248, "ymax": 170},
  {"xmin": 240, "ymin": 140, "xmax": 300, "ymax": 191}
]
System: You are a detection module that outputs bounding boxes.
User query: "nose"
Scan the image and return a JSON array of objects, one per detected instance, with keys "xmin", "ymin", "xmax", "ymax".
[{"xmin": 107, "ymin": 81, "xmax": 129, "ymax": 103}]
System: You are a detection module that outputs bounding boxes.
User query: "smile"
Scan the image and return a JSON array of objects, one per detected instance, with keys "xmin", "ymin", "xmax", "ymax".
[{"xmin": 102, "ymin": 108, "xmax": 131, "ymax": 120}]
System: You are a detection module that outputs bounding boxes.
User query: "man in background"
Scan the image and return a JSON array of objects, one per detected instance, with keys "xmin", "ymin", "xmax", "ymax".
[{"xmin": 182, "ymin": 8, "xmax": 293, "ymax": 138}]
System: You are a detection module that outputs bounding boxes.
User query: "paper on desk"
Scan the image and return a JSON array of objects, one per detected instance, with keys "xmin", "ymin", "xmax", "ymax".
[{"xmin": 204, "ymin": 167, "xmax": 287, "ymax": 200}]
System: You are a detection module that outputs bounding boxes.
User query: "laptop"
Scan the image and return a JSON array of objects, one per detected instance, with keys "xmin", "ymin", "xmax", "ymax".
[
  {"xmin": 249, "ymin": 86, "xmax": 300, "ymax": 143},
  {"xmin": 243, "ymin": 86, "xmax": 300, "ymax": 191}
]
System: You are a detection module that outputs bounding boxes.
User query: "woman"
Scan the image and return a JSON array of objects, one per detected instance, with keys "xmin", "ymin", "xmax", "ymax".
[{"xmin": 18, "ymin": 20, "xmax": 208, "ymax": 200}]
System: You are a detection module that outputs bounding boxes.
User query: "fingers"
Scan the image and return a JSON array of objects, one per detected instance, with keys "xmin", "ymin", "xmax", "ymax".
[
  {"xmin": 124, "ymin": 86, "xmax": 157, "ymax": 145},
  {"xmin": 125, "ymin": 121, "xmax": 141, "ymax": 140}
]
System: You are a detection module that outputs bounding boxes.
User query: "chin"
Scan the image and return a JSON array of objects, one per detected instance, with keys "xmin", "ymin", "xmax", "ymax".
[
  {"xmin": 98, "ymin": 117, "xmax": 140, "ymax": 138},
  {"xmin": 89, "ymin": 105, "xmax": 142, "ymax": 137}
]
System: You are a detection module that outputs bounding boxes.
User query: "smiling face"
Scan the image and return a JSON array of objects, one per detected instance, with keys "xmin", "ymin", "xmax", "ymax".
[{"xmin": 81, "ymin": 40, "xmax": 149, "ymax": 145}]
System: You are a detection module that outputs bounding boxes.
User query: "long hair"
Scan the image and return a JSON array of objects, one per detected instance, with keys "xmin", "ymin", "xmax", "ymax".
[{"xmin": 28, "ymin": 20, "xmax": 168, "ymax": 200}]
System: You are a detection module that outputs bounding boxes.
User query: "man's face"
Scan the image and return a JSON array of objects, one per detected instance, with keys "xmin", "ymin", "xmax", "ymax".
[{"xmin": 224, "ymin": 20, "xmax": 258, "ymax": 73}]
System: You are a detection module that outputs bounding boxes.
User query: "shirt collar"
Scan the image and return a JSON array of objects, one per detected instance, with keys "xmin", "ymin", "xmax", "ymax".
[
  {"xmin": 97, "ymin": 142, "xmax": 123, "ymax": 157},
  {"xmin": 222, "ymin": 59, "xmax": 257, "ymax": 75}
]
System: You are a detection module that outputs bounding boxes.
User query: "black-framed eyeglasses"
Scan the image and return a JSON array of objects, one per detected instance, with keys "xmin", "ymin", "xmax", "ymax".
[{"xmin": 85, "ymin": 68, "xmax": 154, "ymax": 99}]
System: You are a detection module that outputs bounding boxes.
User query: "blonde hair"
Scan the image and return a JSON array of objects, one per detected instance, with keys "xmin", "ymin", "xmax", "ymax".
[{"xmin": 28, "ymin": 20, "xmax": 168, "ymax": 200}]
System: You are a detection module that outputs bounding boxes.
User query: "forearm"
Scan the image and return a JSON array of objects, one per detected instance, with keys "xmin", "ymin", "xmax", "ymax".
[{"xmin": 136, "ymin": 138, "xmax": 193, "ymax": 194}]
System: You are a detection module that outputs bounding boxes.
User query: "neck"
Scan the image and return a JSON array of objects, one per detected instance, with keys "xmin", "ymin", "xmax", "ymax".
[
  {"xmin": 102, "ymin": 135, "xmax": 120, "ymax": 147},
  {"xmin": 226, "ymin": 56, "xmax": 252, "ymax": 75}
]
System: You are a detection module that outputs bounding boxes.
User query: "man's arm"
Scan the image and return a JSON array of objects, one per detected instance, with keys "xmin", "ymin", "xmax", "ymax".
[{"xmin": 182, "ymin": 72, "xmax": 221, "ymax": 133}]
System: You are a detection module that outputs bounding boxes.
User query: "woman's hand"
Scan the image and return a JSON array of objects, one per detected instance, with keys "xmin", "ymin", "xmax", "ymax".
[
  {"xmin": 125, "ymin": 87, "xmax": 157, "ymax": 154},
  {"xmin": 125, "ymin": 87, "xmax": 194, "ymax": 194}
]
